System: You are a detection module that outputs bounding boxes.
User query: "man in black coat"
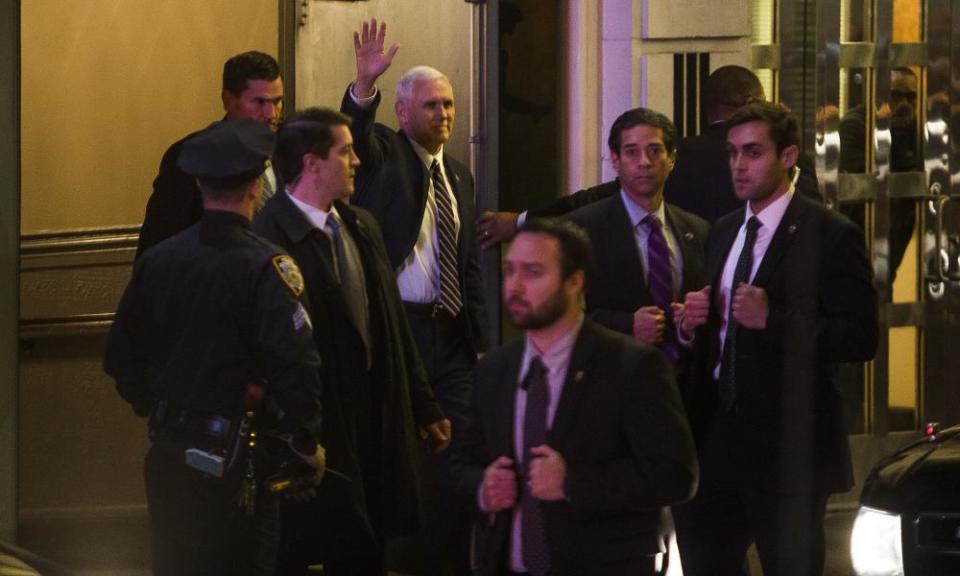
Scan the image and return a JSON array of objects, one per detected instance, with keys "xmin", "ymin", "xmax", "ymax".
[
  {"xmin": 105, "ymin": 119, "xmax": 326, "ymax": 576},
  {"xmin": 253, "ymin": 107, "xmax": 450, "ymax": 575},
  {"xmin": 137, "ymin": 51, "xmax": 285, "ymax": 258},
  {"xmin": 451, "ymin": 218, "xmax": 697, "ymax": 576},
  {"xmin": 339, "ymin": 19, "xmax": 488, "ymax": 574},
  {"xmin": 674, "ymin": 102, "xmax": 878, "ymax": 576},
  {"xmin": 566, "ymin": 107, "xmax": 708, "ymax": 372}
]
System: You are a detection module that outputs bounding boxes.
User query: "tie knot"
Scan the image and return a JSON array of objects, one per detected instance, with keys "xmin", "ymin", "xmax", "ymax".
[
  {"xmin": 643, "ymin": 214, "xmax": 662, "ymax": 231},
  {"xmin": 326, "ymin": 214, "xmax": 340, "ymax": 235},
  {"xmin": 431, "ymin": 159, "xmax": 441, "ymax": 176},
  {"xmin": 523, "ymin": 356, "xmax": 547, "ymax": 389},
  {"xmin": 746, "ymin": 216, "xmax": 761, "ymax": 234}
]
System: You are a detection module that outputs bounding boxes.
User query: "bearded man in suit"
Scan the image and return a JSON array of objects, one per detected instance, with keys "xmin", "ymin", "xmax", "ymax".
[{"xmin": 452, "ymin": 218, "xmax": 697, "ymax": 576}]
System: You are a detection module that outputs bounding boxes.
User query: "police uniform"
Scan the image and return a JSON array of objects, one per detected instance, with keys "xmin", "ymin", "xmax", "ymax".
[{"xmin": 104, "ymin": 119, "xmax": 323, "ymax": 576}]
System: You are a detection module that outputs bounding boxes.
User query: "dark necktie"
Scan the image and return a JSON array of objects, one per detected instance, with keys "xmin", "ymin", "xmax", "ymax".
[
  {"xmin": 521, "ymin": 356, "xmax": 550, "ymax": 575},
  {"xmin": 719, "ymin": 216, "xmax": 761, "ymax": 412},
  {"xmin": 327, "ymin": 216, "xmax": 371, "ymax": 363},
  {"xmin": 431, "ymin": 159, "xmax": 463, "ymax": 316},
  {"xmin": 643, "ymin": 214, "xmax": 679, "ymax": 363}
]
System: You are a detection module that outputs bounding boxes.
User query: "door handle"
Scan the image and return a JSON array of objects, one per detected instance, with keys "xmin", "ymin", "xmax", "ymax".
[{"xmin": 926, "ymin": 192, "xmax": 960, "ymax": 283}]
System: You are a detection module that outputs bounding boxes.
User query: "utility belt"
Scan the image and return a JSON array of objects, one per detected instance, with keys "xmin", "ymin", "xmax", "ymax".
[
  {"xmin": 148, "ymin": 383, "xmax": 315, "ymax": 512},
  {"xmin": 150, "ymin": 399, "xmax": 250, "ymax": 478}
]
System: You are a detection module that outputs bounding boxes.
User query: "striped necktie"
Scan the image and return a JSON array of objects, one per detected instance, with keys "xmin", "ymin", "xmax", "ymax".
[
  {"xmin": 643, "ymin": 214, "xmax": 679, "ymax": 363},
  {"xmin": 431, "ymin": 159, "xmax": 463, "ymax": 315}
]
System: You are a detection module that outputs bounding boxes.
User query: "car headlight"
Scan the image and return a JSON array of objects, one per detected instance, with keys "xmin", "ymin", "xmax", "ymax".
[{"xmin": 850, "ymin": 505, "xmax": 904, "ymax": 576}]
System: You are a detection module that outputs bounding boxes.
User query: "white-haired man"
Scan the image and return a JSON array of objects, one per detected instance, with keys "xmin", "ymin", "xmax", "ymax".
[{"xmin": 340, "ymin": 18, "xmax": 488, "ymax": 576}]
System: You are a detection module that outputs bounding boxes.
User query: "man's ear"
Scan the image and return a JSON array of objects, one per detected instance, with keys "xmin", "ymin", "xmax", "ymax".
[
  {"xmin": 395, "ymin": 99, "xmax": 407, "ymax": 126},
  {"xmin": 302, "ymin": 152, "xmax": 317, "ymax": 172},
  {"xmin": 566, "ymin": 269, "xmax": 585, "ymax": 297},
  {"xmin": 780, "ymin": 144, "xmax": 799, "ymax": 171},
  {"xmin": 221, "ymin": 89, "xmax": 235, "ymax": 114},
  {"xmin": 247, "ymin": 176, "xmax": 261, "ymax": 201}
]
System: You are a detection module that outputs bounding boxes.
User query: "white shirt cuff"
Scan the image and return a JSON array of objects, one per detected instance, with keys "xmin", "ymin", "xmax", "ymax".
[{"xmin": 349, "ymin": 83, "xmax": 378, "ymax": 108}]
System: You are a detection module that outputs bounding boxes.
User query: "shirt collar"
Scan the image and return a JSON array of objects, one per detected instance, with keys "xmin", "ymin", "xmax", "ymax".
[
  {"xmin": 519, "ymin": 313, "xmax": 585, "ymax": 380},
  {"xmin": 744, "ymin": 182, "xmax": 795, "ymax": 232},
  {"xmin": 619, "ymin": 189, "xmax": 667, "ymax": 229},
  {"xmin": 286, "ymin": 189, "xmax": 339, "ymax": 230},
  {"xmin": 408, "ymin": 137, "xmax": 445, "ymax": 171}
]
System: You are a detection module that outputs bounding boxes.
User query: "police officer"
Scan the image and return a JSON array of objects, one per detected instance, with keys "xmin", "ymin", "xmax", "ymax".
[{"xmin": 104, "ymin": 118, "xmax": 325, "ymax": 576}]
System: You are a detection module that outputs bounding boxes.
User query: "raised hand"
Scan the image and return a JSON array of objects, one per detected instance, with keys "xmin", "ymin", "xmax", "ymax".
[{"xmin": 352, "ymin": 18, "xmax": 400, "ymax": 98}]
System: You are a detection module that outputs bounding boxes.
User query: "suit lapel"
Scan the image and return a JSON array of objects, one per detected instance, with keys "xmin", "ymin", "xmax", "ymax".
[
  {"xmin": 273, "ymin": 192, "xmax": 343, "ymax": 300},
  {"xmin": 497, "ymin": 345, "xmax": 524, "ymax": 457},
  {"xmin": 398, "ymin": 130, "xmax": 431, "ymax": 231},
  {"xmin": 443, "ymin": 156, "xmax": 470, "ymax": 270},
  {"xmin": 548, "ymin": 322, "xmax": 598, "ymax": 445},
  {"xmin": 708, "ymin": 215, "xmax": 743, "ymax": 289},
  {"xmin": 752, "ymin": 194, "xmax": 805, "ymax": 288},
  {"xmin": 607, "ymin": 195, "xmax": 649, "ymax": 299},
  {"xmin": 664, "ymin": 204, "xmax": 699, "ymax": 293}
]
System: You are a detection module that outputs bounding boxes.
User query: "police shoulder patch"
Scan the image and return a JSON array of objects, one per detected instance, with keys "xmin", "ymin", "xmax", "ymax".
[{"xmin": 272, "ymin": 255, "xmax": 305, "ymax": 297}]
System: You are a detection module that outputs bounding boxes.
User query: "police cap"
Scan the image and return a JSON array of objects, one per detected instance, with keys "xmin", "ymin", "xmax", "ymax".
[{"xmin": 178, "ymin": 118, "xmax": 276, "ymax": 179}]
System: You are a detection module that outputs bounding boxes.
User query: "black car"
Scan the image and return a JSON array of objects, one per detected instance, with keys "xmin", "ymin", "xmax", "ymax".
[{"xmin": 851, "ymin": 423, "xmax": 960, "ymax": 575}]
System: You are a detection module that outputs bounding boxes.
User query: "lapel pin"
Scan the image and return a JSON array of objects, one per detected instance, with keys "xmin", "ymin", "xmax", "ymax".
[
  {"xmin": 788, "ymin": 224, "xmax": 797, "ymax": 234},
  {"xmin": 684, "ymin": 232, "xmax": 694, "ymax": 241},
  {"xmin": 574, "ymin": 371, "xmax": 584, "ymax": 382}
]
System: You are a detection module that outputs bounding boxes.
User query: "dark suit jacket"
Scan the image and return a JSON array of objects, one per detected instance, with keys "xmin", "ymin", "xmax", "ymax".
[
  {"xmin": 691, "ymin": 193, "xmax": 878, "ymax": 495},
  {"xmin": 341, "ymin": 88, "xmax": 489, "ymax": 353},
  {"xmin": 451, "ymin": 319, "xmax": 698, "ymax": 575},
  {"xmin": 136, "ymin": 119, "xmax": 283, "ymax": 259},
  {"xmin": 528, "ymin": 125, "xmax": 821, "ymax": 225},
  {"xmin": 253, "ymin": 193, "xmax": 444, "ymax": 551},
  {"xmin": 137, "ymin": 129, "xmax": 204, "ymax": 258},
  {"xmin": 566, "ymin": 181, "xmax": 709, "ymax": 335}
]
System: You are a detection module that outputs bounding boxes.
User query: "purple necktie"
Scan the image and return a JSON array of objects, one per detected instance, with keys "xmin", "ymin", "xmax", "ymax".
[
  {"xmin": 720, "ymin": 216, "xmax": 761, "ymax": 412},
  {"xmin": 643, "ymin": 214, "xmax": 679, "ymax": 363},
  {"xmin": 521, "ymin": 356, "xmax": 550, "ymax": 575}
]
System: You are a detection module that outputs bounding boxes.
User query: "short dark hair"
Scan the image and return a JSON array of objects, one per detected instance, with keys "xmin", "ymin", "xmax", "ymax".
[
  {"xmin": 727, "ymin": 100, "xmax": 799, "ymax": 154},
  {"xmin": 274, "ymin": 107, "xmax": 352, "ymax": 184},
  {"xmin": 197, "ymin": 175, "xmax": 259, "ymax": 203},
  {"xmin": 703, "ymin": 65, "xmax": 764, "ymax": 122},
  {"xmin": 517, "ymin": 218, "xmax": 594, "ymax": 287},
  {"xmin": 222, "ymin": 51, "xmax": 281, "ymax": 97},
  {"xmin": 607, "ymin": 107, "xmax": 677, "ymax": 155}
]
